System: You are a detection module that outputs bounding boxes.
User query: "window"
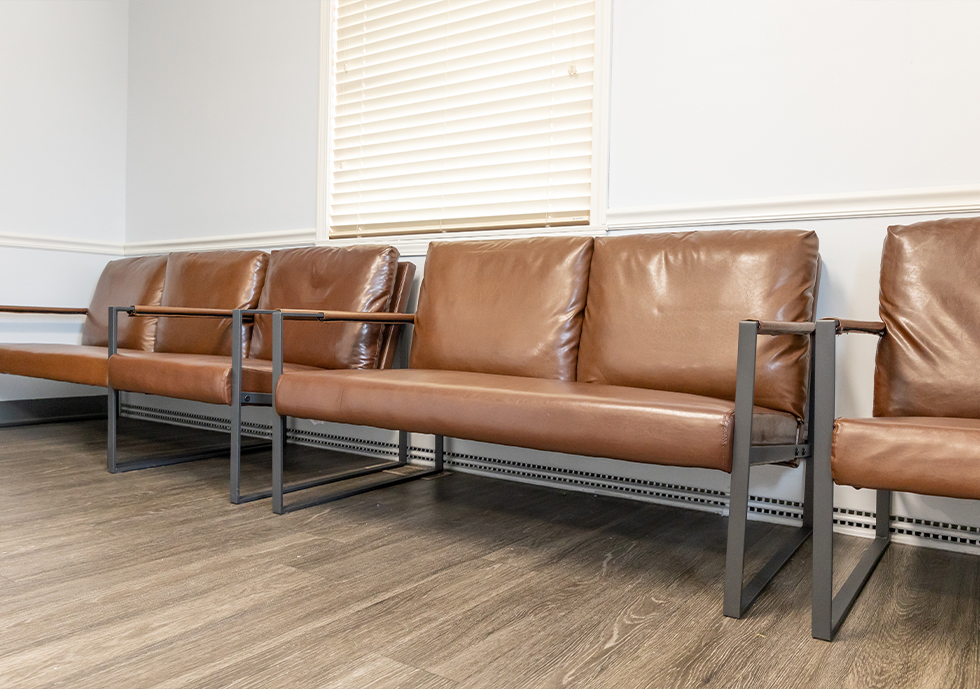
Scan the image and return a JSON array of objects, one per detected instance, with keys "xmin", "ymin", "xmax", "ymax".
[{"xmin": 326, "ymin": 0, "xmax": 596, "ymax": 238}]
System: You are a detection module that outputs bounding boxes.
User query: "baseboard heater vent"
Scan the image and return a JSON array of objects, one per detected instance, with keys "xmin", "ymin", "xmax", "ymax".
[{"xmin": 119, "ymin": 402, "xmax": 980, "ymax": 554}]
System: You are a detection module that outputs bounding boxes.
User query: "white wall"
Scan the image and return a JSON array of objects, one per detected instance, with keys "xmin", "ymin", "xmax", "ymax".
[
  {"xmin": 608, "ymin": 0, "xmax": 980, "ymax": 209},
  {"xmin": 0, "ymin": 0, "xmax": 129, "ymax": 245},
  {"xmin": 125, "ymin": 0, "xmax": 320, "ymax": 245},
  {"xmin": 0, "ymin": 0, "xmax": 128, "ymax": 400}
]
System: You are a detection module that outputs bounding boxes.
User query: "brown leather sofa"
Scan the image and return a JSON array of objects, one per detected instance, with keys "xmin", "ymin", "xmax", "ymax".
[
  {"xmin": 269, "ymin": 230, "xmax": 822, "ymax": 619},
  {"xmin": 107, "ymin": 246, "xmax": 415, "ymax": 504},
  {"xmin": 0, "ymin": 255, "xmax": 168, "ymax": 388},
  {"xmin": 811, "ymin": 217, "xmax": 980, "ymax": 641}
]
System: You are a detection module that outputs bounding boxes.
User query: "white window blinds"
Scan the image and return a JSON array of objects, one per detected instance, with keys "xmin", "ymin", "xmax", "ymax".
[{"xmin": 329, "ymin": 0, "xmax": 595, "ymax": 238}]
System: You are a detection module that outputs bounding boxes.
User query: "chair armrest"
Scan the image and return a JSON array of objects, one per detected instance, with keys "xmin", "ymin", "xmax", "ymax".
[
  {"xmin": 733, "ymin": 319, "xmax": 816, "ymax": 456},
  {"xmin": 753, "ymin": 320, "xmax": 816, "ymax": 336},
  {"xmin": 278, "ymin": 308, "xmax": 416, "ymax": 324},
  {"xmin": 822, "ymin": 317, "xmax": 886, "ymax": 336},
  {"xmin": 0, "ymin": 305, "xmax": 88, "ymax": 315},
  {"xmin": 129, "ymin": 305, "xmax": 258, "ymax": 320}
]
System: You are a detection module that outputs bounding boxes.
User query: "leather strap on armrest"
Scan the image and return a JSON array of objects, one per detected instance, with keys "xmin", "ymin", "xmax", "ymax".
[
  {"xmin": 823, "ymin": 318, "xmax": 886, "ymax": 336},
  {"xmin": 0, "ymin": 305, "xmax": 88, "ymax": 315},
  {"xmin": 753, "ymin": 320, "xmax": 816, "ymax": 336}
]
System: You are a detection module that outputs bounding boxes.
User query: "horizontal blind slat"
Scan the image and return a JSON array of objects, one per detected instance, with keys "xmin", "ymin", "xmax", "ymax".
[{"xmin": 329, "ymin": 0, "xmax": 594, "ymax": 238}]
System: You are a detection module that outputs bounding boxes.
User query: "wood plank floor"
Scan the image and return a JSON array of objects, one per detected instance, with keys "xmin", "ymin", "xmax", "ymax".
[{"xmin": 1, "ymin": 419, "xmax": 978, "ymax": 688}]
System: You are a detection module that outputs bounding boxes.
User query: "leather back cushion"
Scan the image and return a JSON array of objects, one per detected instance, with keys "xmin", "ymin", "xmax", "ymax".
[
  {"xmin": 154, "ymin": 250, "xmax": 269, "ymax": 356},
  {"xmin": 82, "ymin": 255, "xmax": 169, "ymax": 350},
  {"xmin": 250, "ymin": 246, "xmax": 400, "ymax": 369},
  {"xmin": 410, "ymin": 237, "xmax": 594, "ymax": 380},
  {"xmin": 578, "ymin": 230, "xmax": 820, "ymax": 418},
  {"xmin": 874, "ymin": 218, "xmax": 980, "ymax": 418},
  {"xmin": 378, "ymin": 261, "xmax": 418, "ymax": 370}
]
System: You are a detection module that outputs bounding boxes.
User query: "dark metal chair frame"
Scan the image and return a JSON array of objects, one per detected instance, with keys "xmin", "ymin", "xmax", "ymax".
[
  {"xmin": 810, "ymin": 317, "xmax": 892, "ymax": 641},
  {"xmin": 108, "ymin": 305, "xmax": 427, "ymax": 507},
  {"xmin": 723, "ymin": 319, "xmax": 816, "ymax": 618},
  {"xmin": 268, "ymin": 309, "xmax": 443, "ymax": 515},
  {"xmin": 106, "ymin": 306, "xmax": 271, "ymax": 501},
  {"xmin": 267, "ymin": 311, "xmax": 816, "ymax": 617}
]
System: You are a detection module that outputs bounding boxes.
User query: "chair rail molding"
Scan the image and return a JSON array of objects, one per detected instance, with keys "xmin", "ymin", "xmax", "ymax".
[
  {"xmin": 0, "ymin": 231, "xmax": 123, "ymax": 256},
  {"xmin": 124, "ymin": 228, "xmax": 317, "ymax": 255},
  {"xmin": 606, "ymin": 184, "xmax": 980, "ymax": 230},
  {"xmin": 4, "ymin": 183, "xmax": 980, "ymax": 258}
]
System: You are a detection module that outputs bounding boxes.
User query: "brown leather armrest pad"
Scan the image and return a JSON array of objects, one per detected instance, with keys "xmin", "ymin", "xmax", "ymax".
[
  {"xmin": 280, "ymin": 308, "xmax": 416, "ymax": 324},
  {"xmin": 754, "ymin": 320, "xmax": 815, "ymax": 336},
  {"xmin": 0, "ymin": 305, "xmax": 88, "ymax": 315},
  {"xmin": 130, "ymin": 305, "xmax": 243, "ymax": 319},
  {"xmin": 824, "ymin": 318, "xmax": 886, "ymax": 336}
]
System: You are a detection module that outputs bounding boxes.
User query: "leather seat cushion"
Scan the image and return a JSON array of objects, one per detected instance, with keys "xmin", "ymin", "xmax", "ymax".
[
  {"xmin": 833, "ymin": 417, "xmax": 980, "ymax": 500},
  {"xmin": 0, "ymin": 344, "xmax": 138, "ymax": 387},
  {"xmin": 274, "ymin": 369, "xmax": 800, "ymax": 472},
  {"xmin": 109, "ymin": 351, "xmax": 320, "ymax": 405}
]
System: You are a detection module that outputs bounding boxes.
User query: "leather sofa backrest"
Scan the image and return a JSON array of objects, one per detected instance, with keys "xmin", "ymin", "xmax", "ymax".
[
  {"xmin": 874, "ymin": 218, "xmax": 980, "ymax": 418},
  {"xmin": 82, "ymin": 255, "xmax": 169, "ymax": 351},
  {"xmin": 577, "ymin": 230, "xmax": 820, "ymax": 418},
  {"xmin": 250, "ymin": 246, "xmax": 400, "ymax": 369},
  {"xmin": 378, "ymin": 261, "xmax": 418, "ymax": 370},
  {"xmin": 410, "ymin": 236, "xmax": 594, "ymax": 380},
  {"xmin": 154, "ymin": 250, "xmax": 269, "ymax": 356}
]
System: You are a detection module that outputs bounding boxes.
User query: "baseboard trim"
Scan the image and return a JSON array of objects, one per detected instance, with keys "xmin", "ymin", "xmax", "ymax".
[{"xmin": 0, "ymin": 395, "xmax": 107, "ymax": 427}]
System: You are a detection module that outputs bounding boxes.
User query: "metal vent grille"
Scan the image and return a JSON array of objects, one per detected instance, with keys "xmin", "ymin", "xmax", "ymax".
[{"xmin": 120, "ymin": 403, "xmax": 980, "ymax": 554}]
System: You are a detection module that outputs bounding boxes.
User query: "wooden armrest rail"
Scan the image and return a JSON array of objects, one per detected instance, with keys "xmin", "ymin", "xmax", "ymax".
[
  {"xmin": 822, "ymin": 318, "xmax": 886, "ymax": 336},
  {"xmin": 0, "ymin": 305, "xmax": 88, "ymax": 315}
]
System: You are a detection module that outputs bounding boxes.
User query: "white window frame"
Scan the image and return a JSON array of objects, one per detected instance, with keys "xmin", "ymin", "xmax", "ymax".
[{"xmin": 315, "ymin": 0, "xmax": 611, "ymax": 255}]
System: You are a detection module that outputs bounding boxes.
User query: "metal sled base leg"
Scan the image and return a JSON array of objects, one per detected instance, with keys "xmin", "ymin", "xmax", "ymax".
[
  {"xmin": 271, "ymin": 429, "xmax": 445, "ymax": 515},
  {"xmin": 111, "ymin": 441, "xmax": 268, "ymax": 474},
  {"xmin": 233, "ymin": 457, "xmax": 429, "ymax": 505},
  {"xmin": 812, "ymin": 489, "xmax": 891, "ymax": 641},
  {"xmin": 726, "ymin": 525, "xmax": 812, "ymax": 618}
]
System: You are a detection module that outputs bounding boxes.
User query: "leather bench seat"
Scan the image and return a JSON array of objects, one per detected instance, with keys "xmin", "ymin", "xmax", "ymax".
[
  {"xmin": 833, "ymin": 416, "xmax": 980, "ymax": 501},
  {"xmin": 109, "ymin": 350, "xmax": 321, "ymax": 406},
  {"xmin": 274, "ymin": 368, "xmax": 801, "ymax": 472},
  {"xmin": 0, "ymin": 344, "xmax": 141, "ymax": 388}
]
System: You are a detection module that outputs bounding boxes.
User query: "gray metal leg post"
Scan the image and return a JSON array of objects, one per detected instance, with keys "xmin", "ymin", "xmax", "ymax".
[
  {"xmin": 811, "ymin": 318, "xmax": 837, "ymax": 639},
  {"xmin": 107, "ymin": 387, "xmax": 119, "ymax": 473},
  {"xmin": 230, "ymin": 309, "xmax": 244, "ymax": 504},
  {"xmin": 271, "ymin": 414, "xmax": 286, "ymax": 515},
  {"xmin": 811, "ymin": 319, "xmax": 891, "ymax": 640},
  {"xmin": 724, "ymin": 321, "xmax": 759, "ymax": 618},
  {"xmin": 434, "ymin": 434, "xmax": 444, "ymax": 471},
  {"xmin": 107, "ymin": 306, "xmax": 120, "ymax": 473},
  {"xmin": 272, "ymin": 310, "xmax": 286, "ymax": 515},
  {"xmin": 398, "ymin": 430, "xmax": 409, "ymax": 464}
]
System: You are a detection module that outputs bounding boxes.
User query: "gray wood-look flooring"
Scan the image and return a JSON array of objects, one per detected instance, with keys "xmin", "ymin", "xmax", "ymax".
[{"xmin": 1, "ymin": 419, "xmax": 978, "ymax": 688}]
